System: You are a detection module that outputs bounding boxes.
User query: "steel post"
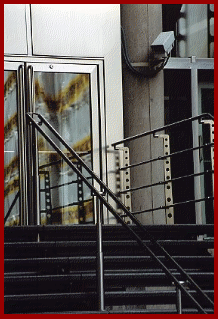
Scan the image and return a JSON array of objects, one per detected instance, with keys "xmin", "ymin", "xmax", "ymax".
[{"xmin": 96, "ymin": 195, "xmax": 105, "ymax": 311}]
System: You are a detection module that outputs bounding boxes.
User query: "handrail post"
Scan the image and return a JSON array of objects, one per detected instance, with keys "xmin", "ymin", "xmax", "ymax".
[
  {"xmin": 26, "ymin": 113, "xmax": 213, "ymax": 313},
  {"xmin": 176, "ymin": 286, "xmax": 182, "ymax": 314},
  {"xmin": 174, "ymin": 281, "xmax": 184, "ymax": 314},
  {"xmin": 96, "ymin": 194, "xmax": 105, "ymax": 312}
]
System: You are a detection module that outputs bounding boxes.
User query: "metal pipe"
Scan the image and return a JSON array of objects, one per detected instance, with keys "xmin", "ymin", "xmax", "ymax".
[
  {"xmin": 38, "ymin": 151, "xmax": 91, "ymax": 170},
  {"xmin": 26, "ymin": 113, "xmax": 213, "ymax": 312},
  {"xmin": 40, "ymin": 198, "xmax": 92, "ymax": 213},
  {"xmin": 119, "ymin": 143, "xmax": 214, "ymax": 171},
  {"xmin": 119, "ymin": 170, "xmax": 214, "ymax": 194},
  {"xmin": 96, "ymin": 195, "xmax": 105, "ymax": 311},
  {"xmin": 126, "ymin": 196, "xmax": 214, "ymax": 217},
  {"xmin": 17, "ymin": 65, "xmax": 28, "ymax": 225},
  {"xmin": 39, "ymin": 177, "xmax": 92, "ymax": 191},
  {"xmin": 176, "ymin": 287, "xmax": 182, "ymax": 314},
  {"xmin": 27, "ymin": 68, "xmax": 40, "ymax": 226},
  {"xmin": 112, "ymin": 113, "xmax": 214, "ymax": 148},
  {"xmin": 174, "ymin": 280, "xmax": 184, "ymax": 314}
]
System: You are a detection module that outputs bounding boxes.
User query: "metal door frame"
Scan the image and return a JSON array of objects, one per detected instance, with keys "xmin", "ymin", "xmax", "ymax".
[
  {"xmin": 4, "ymin": 61, "xmax": 28, "ymax": 225},
  {"xmin": 4, "ymin": 57, "xmax": 106, "ymax": 225}
]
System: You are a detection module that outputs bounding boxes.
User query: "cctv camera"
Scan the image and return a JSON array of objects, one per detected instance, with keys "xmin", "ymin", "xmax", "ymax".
[{"xmin": 151, "ymin": 31, "xmax": 175, "ymax": 55}]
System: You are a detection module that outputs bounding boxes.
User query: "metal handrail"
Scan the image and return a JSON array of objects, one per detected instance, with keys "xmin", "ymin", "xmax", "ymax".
[
  {"xmin": 114, "ymin": 112, "xmax": 214, "ymax": 231},
  {"xmin": 112, "ymin": 113, "xmax": 214, "ymax": 147},
  {"xmin": 121, "ymin": 196, "xmax": 214, "ymax": 217},
  {"xmin": 26, "ymin": 112, "xmax": 213, "ymax": 313},
  {"xmin": 4, "ymin": 191, "xmax": 20, "ymax": 225},
  {"xmin": 119, "ymin": 170, "xmax": 214, "ymax": 194},
  {"xmin": 39, "ymin": 150, "xmax": 91, "ymax": 170},
  {"xmin": 119, "ymin": 142, "xmax": 214, "ymax": 171},
  {"xmin": 40, "ymin": 198, "xmax": 93, "ymax": 213}
]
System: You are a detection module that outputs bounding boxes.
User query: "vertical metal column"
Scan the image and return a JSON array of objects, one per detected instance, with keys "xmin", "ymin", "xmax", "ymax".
[
  {"xmin": 17, "ymin": 65, "xmax": 28, "ymax": 225},
  {"xmin": 174, "ymin": 280, "xmax": 184, "ymax": 314},
  {"xmin": 96, "ymin": 195, "xmax": 105, "ymax": 312},
  {"xmin": 176, "ymin": 286, "xmax": 183, "ymax": 314},
  {"xmin": 191, "ymin": 58, "xmax": 204, "ymax": 225},
  {"xmin": 27, "ymin": 66, "xmax": 40, "ymax": 226}
]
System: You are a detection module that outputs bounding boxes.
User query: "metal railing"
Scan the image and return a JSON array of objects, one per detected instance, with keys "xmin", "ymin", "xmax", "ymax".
[
  {"xmin": 112, "ymin": 113, "xmax": 214, "ymax": 226},
  {"xmin": 38, "ymin": 157, "xmax": 93, "ymax": 225},
  {"xmin": 26, "ymin": 112, "xmax": 214, "ymax": 314},
  {"xmin": 4, "ymin": 191, "xmax": 20, "ymax": 225},
  {"xmin": 4, "ymin": 156, "xmax": 93, "ymax": 226}
]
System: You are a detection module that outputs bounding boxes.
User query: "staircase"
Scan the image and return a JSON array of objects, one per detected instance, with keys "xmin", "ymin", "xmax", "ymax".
[{"xmin": 4, "ymin": 224, "xmax": 214, "ymax": 314}]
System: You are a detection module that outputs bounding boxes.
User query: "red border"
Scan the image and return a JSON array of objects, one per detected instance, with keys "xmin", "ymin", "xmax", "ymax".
[{"xmin": 3, "ymin": 1, "xmax": 215, "ymax": 318}]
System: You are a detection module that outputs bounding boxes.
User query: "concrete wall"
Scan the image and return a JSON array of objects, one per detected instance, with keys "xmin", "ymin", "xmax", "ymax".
[{"xmin": 121, "ymin": 4, "xmax": 166, "ymax": 225}]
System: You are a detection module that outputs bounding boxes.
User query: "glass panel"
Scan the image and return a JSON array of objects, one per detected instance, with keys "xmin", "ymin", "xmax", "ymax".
[
  {"xmin": 34, "ymin": 72, "xmax": 94, "ymax": 225},
  {"xmin": 177, "ymin": 4, "xmax": 212, "ymax": 58},
  {"xmin": 4, "ymin": 70, "xmax": 20, "ymax": 226}
]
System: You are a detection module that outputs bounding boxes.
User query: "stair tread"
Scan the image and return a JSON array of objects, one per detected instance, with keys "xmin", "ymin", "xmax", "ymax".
[
  {"xmin": 5, "ymin": 289, "xmax": 214, "ymax": 298},
  {"xmin": 4, "ymin": 224, "xmax": 214, "ymax": 314},
  {"xmin": 5, "ymin": 271, "xmax": 214, "ymax": 280},
  {"xmin": 5, "ymin": 255, "xmax": 213, "ymax": 261},
  {"xmin": 4, "ymin": 239, "xmax": 214, "ymax": 245}
]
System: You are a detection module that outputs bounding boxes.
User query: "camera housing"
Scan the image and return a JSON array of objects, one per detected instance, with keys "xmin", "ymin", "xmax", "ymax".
[{"xmin": 151, "ymin": 31, "xmax": 175, "ymax": 55}]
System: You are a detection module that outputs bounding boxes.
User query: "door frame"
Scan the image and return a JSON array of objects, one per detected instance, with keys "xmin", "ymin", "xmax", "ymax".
[
  {"xmin": 4, "ymin": 57, "xmax": 106, "ymax": 225},
  {"xmin": 4, "ymin": 61, "xmax": 28, "ymax": 225}
]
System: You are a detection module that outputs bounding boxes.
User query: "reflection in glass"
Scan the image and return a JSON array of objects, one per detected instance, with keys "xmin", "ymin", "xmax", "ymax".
[
  {"xmin": 34, "ymin": 72, "xmax": 93, "ymax": 225},
  {"xmin": 177, "ymin": 4, "xmax": 213, "ymax": 58},
  {"xmin": 4, "ymin": 71, "xmax": 20, "ymax": 226}
]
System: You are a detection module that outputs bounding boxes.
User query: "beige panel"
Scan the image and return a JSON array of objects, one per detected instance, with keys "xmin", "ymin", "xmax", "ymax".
[
  {"xmin": 31, "ymin": 4, "xmax": 121, "ymax": 58},
  {"xmin": 4, "ymin": 4, "xmax": 28, "ymax": 55}
]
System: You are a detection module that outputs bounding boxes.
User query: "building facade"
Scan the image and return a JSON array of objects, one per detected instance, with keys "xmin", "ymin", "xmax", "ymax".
[
  {"xmin": 4, "ymin": 4, "xmax": 214, "ymax": 227},
  {"xmin": 4, "ymin": 4, "xmax": 214, "ymax": 314}
]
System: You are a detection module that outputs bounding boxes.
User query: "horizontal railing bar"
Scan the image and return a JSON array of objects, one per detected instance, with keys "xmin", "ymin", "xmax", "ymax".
[
  {"xmin": 39, "ymin": 176, "xmax": 93, "ymax": 191},
  {"xmin": 112, "ymin": 113, "xmax": 214, "ymax": 147},
  {"xmin": 26, "ymin": 113, "xmax": 213, "ymax": 313},
  {"xmin": 119, "ymin": 170, "xmax": 214, "ymax": 194},
  {"xmin": 122, "ymin": 196, "xmax": 214, "ymax": 217},
  {"xmin": 40, "ymin": 198, "xmax": 93, "ymax": 213},
  {"xmin": 39, "ymin": 153, "xmax": 91, "ymax": 170},
  {"xmin": 119, "ymin": 143, "xmax": 214, "ymax": 171}
]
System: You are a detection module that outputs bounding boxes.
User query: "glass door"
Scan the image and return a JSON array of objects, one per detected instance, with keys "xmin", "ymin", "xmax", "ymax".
[
  {"xmin": 26, "ymin": 62, "xmax": 100, "ymax": 225},
  {"xmin": 4, "ymin": 61, "xmax": 27, "ymax": 226},
  {"xmin": 4, "ymin": 60, "xmax": 102, "ymax": 226}
]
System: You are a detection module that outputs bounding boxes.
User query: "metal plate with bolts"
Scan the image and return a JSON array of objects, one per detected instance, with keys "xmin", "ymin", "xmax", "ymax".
[
  {"xmin": 154, "ymin": 134, "xmax": 174, "ymax": 224},
  {"xmin": 115, "ymin": 147, "xmax": 132, "ymax": 224},
  {"xmin": 200, "ymin": 119, "xmax": 214, "ymax": 195}
]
